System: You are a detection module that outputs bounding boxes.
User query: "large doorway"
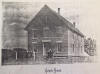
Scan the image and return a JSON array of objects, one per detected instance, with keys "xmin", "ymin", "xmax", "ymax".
[{"xmin": 43, "ymin": 42, "xmax": 53, "ymax": 58}]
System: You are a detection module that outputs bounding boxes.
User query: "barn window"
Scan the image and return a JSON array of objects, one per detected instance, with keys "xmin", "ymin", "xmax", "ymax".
[
  {"xmin": 32, "ymin": 30, "xmax": 40, "ymax": 38},
  {"xmin": 34, "ymin": 30, "xmax": 38, "ymax": 37},
  {"xmin": 81, "ymin": 46, "xmax": 83, "ymax": 53},
  {"xmin": 72, "ymin": 33, "xmax": 74, "ymax": 40},
  {"xmin": 43, "ymin": 26, "xmax": 50, "ymax": 37},
  {"xmin": 57, "ymin": 43, "xmax": 62, "ymax": 52},
  {"xmin": 56, "ymin": 26, "xmax": 63, "ymax": 37},
  {"xmin": 72, "ymin": 44, "xmax": 75, "ymax": 53},
  {"xmin": 43, "ymin": 26, "xmax": 49, "ymax": 30}
]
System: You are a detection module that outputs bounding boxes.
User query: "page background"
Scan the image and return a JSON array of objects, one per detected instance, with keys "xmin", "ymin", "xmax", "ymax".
[{"xmin": 0, "ymin": 0, "xmax": 100, "ymax": 74}]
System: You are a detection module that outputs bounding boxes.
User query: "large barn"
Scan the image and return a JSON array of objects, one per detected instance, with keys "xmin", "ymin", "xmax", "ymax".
[{"xmin": 25, "ymin": 5, "xmax": 88, "ymax": 62}]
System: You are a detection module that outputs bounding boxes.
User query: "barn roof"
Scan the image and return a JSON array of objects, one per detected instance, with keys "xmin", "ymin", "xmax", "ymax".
[{"xmin": 25, "ymin": 5, "xmax": 84, "ymax": 37}]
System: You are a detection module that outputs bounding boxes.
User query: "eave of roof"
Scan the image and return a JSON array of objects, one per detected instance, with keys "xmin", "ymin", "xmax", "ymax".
[{"xmin": 49, "ymin": 7, "xmax": 84, "ymax": 37}]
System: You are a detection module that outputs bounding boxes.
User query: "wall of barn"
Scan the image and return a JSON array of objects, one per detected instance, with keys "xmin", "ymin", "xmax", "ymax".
[
  {"xmin": 67, "ymin": 29, "xmax": 84, "ymax": 56},
  {"xmin": 68, "ymin": 29, "xmax": 74, "ymax": 56},
  {"xmin": 61, "ymin": 30, "xmax": 68, "ymax": 53}
]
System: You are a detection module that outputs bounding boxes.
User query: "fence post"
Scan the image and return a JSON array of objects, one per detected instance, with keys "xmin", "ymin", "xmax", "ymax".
[{"xmin": 15, "ymin": 51, "xmax": 17, "ymax": 60}]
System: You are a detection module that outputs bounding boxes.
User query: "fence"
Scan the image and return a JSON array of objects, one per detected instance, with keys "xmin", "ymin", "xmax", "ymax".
[{"xmin": 2, "ymin": 48, "xmax": 33, "ymax": 65}]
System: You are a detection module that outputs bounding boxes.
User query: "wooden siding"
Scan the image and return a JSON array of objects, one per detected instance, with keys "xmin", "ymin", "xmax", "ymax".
[
  {"xmin": 68, "ymin": 29, "xmax": 84, "ymax": 56},
  {"xmin": 27, "ymin": 24, "xmax": 84, "ymax": 57}
]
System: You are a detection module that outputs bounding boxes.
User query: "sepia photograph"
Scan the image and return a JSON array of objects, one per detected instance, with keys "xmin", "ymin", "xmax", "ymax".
[{"xmin": 2, "ymin": 2, "xmax": 97, "ymax": 65}]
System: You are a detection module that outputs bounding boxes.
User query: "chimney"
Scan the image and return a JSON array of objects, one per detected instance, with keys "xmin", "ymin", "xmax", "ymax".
[
  {"xmin": 58, "ymin": 8, "xmax": 60, "ymax": 14},
  {"xmin": 73, "ymin": 22, "xmax": 76, "ymax": 27}
]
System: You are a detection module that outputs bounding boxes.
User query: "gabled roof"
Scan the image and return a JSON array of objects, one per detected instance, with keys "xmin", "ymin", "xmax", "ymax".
[{"xmin": 25, "ymin": 5, "xmax": 84, "ymax": 37}]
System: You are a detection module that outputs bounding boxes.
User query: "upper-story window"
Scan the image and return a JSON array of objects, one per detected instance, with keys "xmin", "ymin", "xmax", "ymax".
[
  {"xmin": 32, "ymin": 29, "xmax": 40, "ymax": 38},
  {"xmin": 34, "ymin": 31, "xmax": 38, "ymax": 38},
  {"xmin": 58, "ymin": 26, "xmax": 63, "ymax": 33},
  {"xmin": 56, "ymin": 26, "xmax": 64, "ymax": 37},
  {"xmin": 43, "ymin": 26, "xmax": 49, "ymax": 30},
  {"xmin": 72, "ymin": 44, "xmax": 75, "ymax": 53},
  {"xmin": 72, "ymin": 33, "xmax": 74, "ymax": 40},
  {"xmin": 81, "ymin": 46, "xmax": 83, "ymax": 53},
  {"xmin": 43, "ymin": 26, "xmax": 50, "ymax": 37}
]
